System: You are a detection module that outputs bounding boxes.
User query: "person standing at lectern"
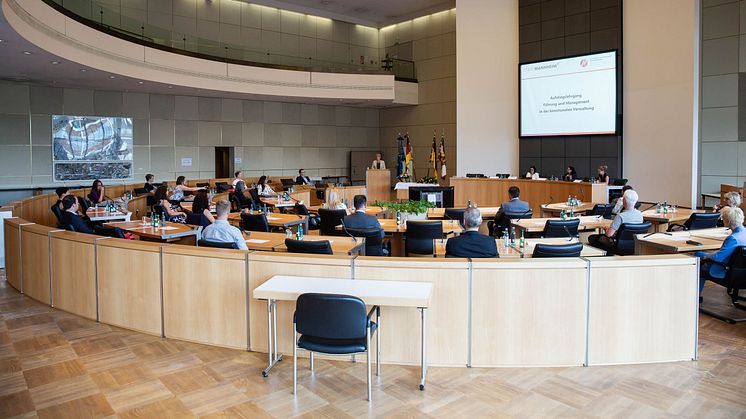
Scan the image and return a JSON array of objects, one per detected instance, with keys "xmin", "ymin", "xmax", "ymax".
[
  {"xmin": 446, "ymin": 208, "xmax": 498, "ymax": 258},
  {"xmin": 371, "ymin": 153, "xmax": 386, "ymax": 169}
]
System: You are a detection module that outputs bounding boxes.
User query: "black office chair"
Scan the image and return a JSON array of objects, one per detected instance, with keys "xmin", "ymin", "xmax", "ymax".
[
  {"xmin": 196, "ymin": 182, "xmax": 210, "ymax": 188},
  {"xmin": 77, "ymin": 197, "xmax": 92, "ymax": 213},
  {"xmin": 609, "ymin": 222, "xmax": 653, "ymax": 255},
  {"xmin": 51, "ymin": 204, "xmax": 64, "ymax": 229},
  {"xmin": 612, "ymin": 178, "xmax": 628, "ymax": 186},
  {"xmin": 133, "ymin": 187, "xmax": 148, "ymax": 196},
  {"xmin": 216, "ymin": 182, "xmax": 231, "ymax": 192},
  {"xmin": 293, "ymin": 293, "xmax": 379, "ymax": 401},
  {"xmin": 444, "ymin": 208, "xmax": 466, "ymax": 227},
  {"xmin": 541, "ymin": 219, "xmax": 580, "ymax": 238},
  {"xmin": 345, "ymin": 227, "xmax": 386, "ymax": 256},
  {"xmin": 668, "ymin": 212, "xmax": 721, "ymax": 232},
  {"xmin": 591, "ymin": 203, "xmax": 614, "ymax": 219},
  {"xmin": 249, "ymin": 188, "xmax": 262, "ymax": 208},
  {"xmin": 700, "ymin": 247, "xmax": 746, "ymax": 316},
  {"xmin": 405, "ymin": 221, "xmax": 443, "ymax": 256},
  {"xmin": 295, "ymin": 203, "xmax": 320, "ymax": 230},
  {"xmin": 489, "ymin": 211, "xmax": 533, "ymax": 237},
  {"xmin": 318, "ymin": 208, "xmax": 347, "ymax": 236},
  {"xmin": 280, "ymin": 178, "xmax": 295, "ymax": 190},
  {"xmin": 153, "ymin": 204, "xmax": 168, "ymax": 220},
  {"xmin": 185, "ymin": 212, "xmax": 212, "ymax": 227},
  {"xmin": 93, "ymin": 225, "xmax": 126, "ymax": 239},
  {"xmin": 240, "ymin": 213, "xmax": 270, "ymax": 232},
  {"xmin": 198, "ymin": 239, "xmax": 239, "ymax": 249},
  {"xmin": 532, "ymin": 242, "xmax": 583, "ymax": 258},
  {"xmin": 634, "ymin": 202, "xmax": 642, "ymax": 210},
  {"xmin": 285, "ymin": 238, "xmax": 333, "ymax": 255}
]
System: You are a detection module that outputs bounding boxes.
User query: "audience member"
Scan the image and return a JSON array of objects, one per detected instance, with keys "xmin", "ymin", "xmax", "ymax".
[
  {"xmin": 256, "ymin": 175, "xmax": 276, "ymax": 196},
  {"xmin": 201, "ymin": 200, "xmax": 248, "ymax": 250},
  {"xmin": 190, "ymin": 191, "xmax": 215, "ymax": 225},
  {"xmin": 89, "ymin": 179, "xmax": 107, "ymax": 204},
  {"xmin": 296, "ymin": 169, "xmax": 312, "ymax": 185},
  {"xmin": 588, "ymin": 189, "xmax": 642, "ymax": 249},
  {"xmin": 343, "ymin": 195, "xmax": 383, "ymax": 237},
  {"xmin": 171, "ymin": 176, "xmax": 206, "ymax": 201},
  {"xmin": 154, "ymin": 185, "xmax": 187, "ymax": 222},
  {"xmin": 445, "ymin": 208, "xmax": 498, "ymax": 258},
  {"xmin": 60, "ymin": 195, "xmax": 94, "ymax": 233},
  {"xmin": 500, "ymin": 186, "xmax": 530, "ymax": 214},
  {"xmin": 713, "ymin": 191, "xmax": 741, "ymax": 213},
  {"xmin": 525, "ymin": 166, "xmax": 539, "ymax": 180},
  {"xmin": 696, "ymin": 206, "xmax": 746, "ymax": 296},
  {"xmin": 144, "ymin": 174, "xmax": 156, "ymax": 193},
  {"xmin": 323, "ymin": 190, "xmax": 347, "ymax": 210}
]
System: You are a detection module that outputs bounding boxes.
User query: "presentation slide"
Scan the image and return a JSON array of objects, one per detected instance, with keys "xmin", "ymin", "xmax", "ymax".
[{"xmin": 520, "ymin": 51, "xmax": 617, "ymax": 137}]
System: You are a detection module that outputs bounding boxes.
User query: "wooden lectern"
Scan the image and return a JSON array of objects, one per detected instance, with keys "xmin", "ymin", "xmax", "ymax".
[{"xmin": 366, "ymin": 169, "xmax": 391, "ymax": 203}]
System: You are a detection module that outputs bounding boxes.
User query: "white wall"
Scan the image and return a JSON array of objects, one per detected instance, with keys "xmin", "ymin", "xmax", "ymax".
[
  {"xmin": 623, "ymin": 0, "xmax": 699, "ymax": 207},
  {"xmin": 456, "ymin": 0, "xmax": 519, "ymax": 177}
]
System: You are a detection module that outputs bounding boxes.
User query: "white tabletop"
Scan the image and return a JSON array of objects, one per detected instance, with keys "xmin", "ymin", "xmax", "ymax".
[
  {"xmin": 394, "ymin": 182, "xmax": 438, "ymax": 190},
  {"xmin": 253, "ymin": 275, "xmax": 433, "ymax": 308}
]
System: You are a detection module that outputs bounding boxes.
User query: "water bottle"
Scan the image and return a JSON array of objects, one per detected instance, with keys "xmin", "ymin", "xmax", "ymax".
[
  {"xmin": 467, "ymin": 199, "xmax": 471, "ymax": 209},
  {"xmin": 396, "ymin": 211, "xmax": 401, "ymax": 226},
  {"xmin": 519, "ymin": 229, "xmax": 525, "ymax": 248},
  {"xmin": 286, "ymin": 229, "xmax": 292, "ymax": 239},
  {"xmin": 567, "ymin": 195, "xmax": 571, "ymax": 206},
  {"xmin": 510, "ymin": 227, "xmax": 516, "ymax": 246},
  {"xmin": 656, "ymin": 202, "xmax": 661, "ymax": 213},
  {"xmin": 503, "ymin": 230, "xmax": 509, "ymax": 247},
  {"xmin": 560, "ymin": 209, "xmax": 566, "ymax": 220},
  {"xmin": 152, "ymin": 214, "xmax": 158, "ymax": 227},
  {"xmin": 663, "ymin": 201, "xmax": 668, "ymax": 214}
]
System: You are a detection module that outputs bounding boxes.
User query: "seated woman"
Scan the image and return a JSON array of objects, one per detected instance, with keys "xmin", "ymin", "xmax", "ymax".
[
  {"xmin": 563, "ymin": 166, "xmax": 577, "ymax": 182},
  {"xmin": 696, "ymin": 206, "xmax": 746, "ymax": 297},
  {"xmin": 525, "ymin": 166, "xmax": 539, "ymax": 180},
  {"xmin": 187, "ymin": 191, "xmax": 215, "ymax": 226},
  {"xmin": 88, "ymin": 179, "xmax": 108, "ymax": 204},
  {"xmin": 596, "ymin": 165, "xmax": 610, "ymax": 184},
  {"xmin": 256, "ymin": 175, "xmax": 277, "ymax": 196},
  {"xmin": 713, "ymin": 191, "xmax": 741, "ymax": 213},
  {"xmin": 154, "ymin": 185, "xmax": 187, "ymax": 222},
  {"xmin": 323, "ymin": 190, "xmax": 348, "ymax": 212},
  {"xmin": 170, "ymin": 176, "xmax": 206, "ymax": 201}
]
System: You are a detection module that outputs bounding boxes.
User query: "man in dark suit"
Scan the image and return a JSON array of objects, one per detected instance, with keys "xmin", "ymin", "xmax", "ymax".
[
  {"xmin": 296, "ymin": 169, "xmax": 312, "ymax": 185},
  {"xmin": 343, "ymin": 195, "xmax": 383, "ymax": 237},
  {"xmin": 446, "ymin": 208, "xmax": 498, "ymax": 258},
  {"xmin": 60, "ymin": 195, "xmax": 94, "ymax": 233},
  {"xmin": 500, "ymin": 186, "xmax": 530, "ymax": 214}
]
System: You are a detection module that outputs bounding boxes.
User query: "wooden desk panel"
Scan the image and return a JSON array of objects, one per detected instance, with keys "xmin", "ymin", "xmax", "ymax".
[
  {"xmin": 243, "ymin": 231, "xmax": 286, "ymax": 251},
  {"xmin": 97, "ymin": 239, "xmax": 163, "ymax": 336},
  {"xmin": 105, "ymin": 219, "xmax": 197, "ymax": 242},
  {"xmin": 450, "ymin": 177, "xmax": 596, "ymax": 210},
  {"xmin": 471, "ymin": 258, "xmax": 588, "ymax": 367},
  {"xmin": 511, "ymin": 215, "xmax": 611, "ymax": 234},
  {"xmin": 634, "ymin": 228, "xmax": 728, "ymax": 255},
  {"xmin": 587, "ymin": 256, "xmax": 698, "ymax": 365},
  {"xmin": 21, "ymin": 224, "xmax": 60, "ymax": 304},
  {"xmin": 3, "ymin": 218, "xmax": 25, "ymax": 292},
  {"xmin": 426, "ymin": 207, "xmax": 501, "ymax": 219},
  {"xmin": 541, "ymin": 202, "xmax": 596, "ymax": 217},
  {"xmin": 354, "ymin": 257, "xmax": 470, "ymax": 366},
  {"xmin": 50, "ymin": 232, "xmax": 99, "ymax": 320},
  {"xmin": 273, "ymin": 234, "xmax": 364, "ymax": 255},
  {"xmin": 366, "ymin": 169, "xmax": 391, "ymax": 203}
]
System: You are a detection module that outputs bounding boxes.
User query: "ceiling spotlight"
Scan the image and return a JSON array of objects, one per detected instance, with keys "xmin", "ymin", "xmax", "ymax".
[
  {"xmin": 22, "ymin": 51, "xmax": 32, "ymax": 55},
  {"xmin": 0, "ymin": 39, "xmax": 5, "ymax": 43},
  {"xmin": 138, "ymin": 81, "xmax": 144, "ymax": 84},
  {"xmin": 80, "ymin": 68, "xmax": 87, "ymax": 72},
  {"xmin": 50, "ymin": 61, "xmax": 60, "ymax": 65},
  {"xmin": 109, "ymin": 75, "xmax": 116, "ymax": 79},
  {"xmin": 167, "ymin": 85, "xmax": 173, "ymax": 89}
]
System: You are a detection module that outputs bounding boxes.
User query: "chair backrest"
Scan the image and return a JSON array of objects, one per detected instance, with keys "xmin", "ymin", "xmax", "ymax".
[
  {"xmin": 216, "ymin": 182, "xmax": 231, "ymax": 192},
  {"xmin": 198, "ymin": 239, "xmax": 239, "ymax": 249},
  {"xmin": 684, "ymin": 212, "xmax": 721, "ymax": 230},
  {"xmin": 133, "ymin": 187, "xmax": 148, "ymax": 196},
  {"xmin": 93, "ymin": 225, "xmax": 126, "ymax": 238},
  {"xmin": 229, "ymin": 193, "xmax": 242, "ymax": 212},
  {"xmin": 185, "ymin": 212, "xmax": 211, "ymax": 227},
  {"xmin": 196, "ymin": 182, "xmax": 210, "ymax": 188},
  {"xmin": 532, "ymin": 242, "xmax": 583, "ymax": 258},
  {"xmin": 725, "ymin": 246, "xmax": 746, "ymax": 288},
  {"xmin": 444, "ymin": 208, "xmax": 466, "ymax": 227},
  {"xmin": 405, "ymin": 221, "xmax": 443, "ymax": 255},
  {"xmin": 591, "ymin": 203, "xmax": 614, "ymax": 219},
  {"xmin": 285, "ymin": 238, "xmax": 333, "ymax": 255},
  {"xmin": 240, "ymin": 213, "xmax": 270, "ymax": 232},
  {"xmin": 498, "ymin": 210, "xmax": 533, "ymax": 235},
  {"xmin": 249, "ymin": 188, "xmax": 261, "ymax": 205},
  {"xmin": 542, "ymin": 219, "xmax": 580, "ymax": 238},
  {"xmin": 613, "ymin": 222, "xmax": 652, "ymax": 255},
  {"xmin": 153, "ymin": 204, "xmax": 168, "ymax": 220},
  {"xmin": 294, "ymin": 293, "xmax": 367, "ymax": 340},
  {"xmin": 345, "ymin": 227, "xmax": 384, "ymax": 256},
  {"xmin": 51, "ymin": 204, "xmax": 63, "ymax": 222},
  {"xmin": 318, "ymin": 208, "xmax": 347, "ymax": 236},
  {"xmin": 281, "ymin": 178, "xmax": 295, "ymax": 187},
  {"xmin": 612, "ymin": 178, "xmax": 628, "ymax": 186},
  {"xmin": 295, "ymin": 203, "xmax": 310, "ymax": 216}
]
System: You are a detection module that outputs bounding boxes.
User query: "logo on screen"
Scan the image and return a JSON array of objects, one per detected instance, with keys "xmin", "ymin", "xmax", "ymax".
[{"xmin": 580, "ymin": 59, "xmax": 588, "ymax": 67}]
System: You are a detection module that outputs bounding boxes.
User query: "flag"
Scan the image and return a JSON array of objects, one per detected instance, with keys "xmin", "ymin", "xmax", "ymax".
[
  {"xmin": 396, "ymin": 133, "xmax": 406, "ymax": 178},
  {"xmin": 404, "ymin": 133, "xmax": 414, "ymax": 178},
  {"xmin": 438, "ymin": 134, "xmax": 447, "ymax": 179},
  {"xmin": 429, "ymin": 132, "xmax": 437, "ymax": 171}
]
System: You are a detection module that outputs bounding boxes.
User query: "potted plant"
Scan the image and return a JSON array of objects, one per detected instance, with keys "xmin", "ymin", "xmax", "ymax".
[
  {"xmin": 373, "ymin": 200, "xmax": 436, "ymax": 220},
  {"xmin": 417, "ymin": 175, "xmax": 438, "ymax": 185}
]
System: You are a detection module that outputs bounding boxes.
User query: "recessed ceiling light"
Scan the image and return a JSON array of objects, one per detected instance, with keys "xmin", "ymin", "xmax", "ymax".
[
  {"xmin": 22, "ymin": 51, "xmax": 32, "ymax": 55},
  {"xmin": 138, "ymin": 81, "xmax": 144, "ymax": 84},
  {"xmin": 167, "ymin": 85, "xmax": 173, "ymax": 89},
  {"xmin": 80, "ymin": 68, "xmax": 87, "ymax": 72},
  {"xmin": 109, "ymin": 75, "xmax": 116, "ymax": 79},
  {"xmin": 0, "ymin": 39, "xmax": 5, "ymax": 43},
  {"xmin": 50, "ymin": 61, "xmax": 60, "ymax": 65}
]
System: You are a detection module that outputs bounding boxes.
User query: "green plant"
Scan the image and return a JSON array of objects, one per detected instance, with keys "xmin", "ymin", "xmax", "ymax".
[
  {"xmin": 373, "ymin": 199, "xmax": 436, "ymax": 214},
  {"xmin": 417, "ymin": 176, "xmax": 438, "ymax": 184}
]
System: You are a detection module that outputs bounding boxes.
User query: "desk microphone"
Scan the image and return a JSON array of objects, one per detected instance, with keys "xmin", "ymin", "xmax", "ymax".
[
  {"xmin": 642, "ymin": 231, "xmax": 672, "ymax": 238},
  {"xmin": 563, "ymin": 225, "xmax": 577, "ymax": 242},
  {"xmin": 640, "ymin": 203, "xmax": 658, "ymax": 213},
  {"xmin": 339, "ymin": 220, "xmax": 357, "ymax": 243}
]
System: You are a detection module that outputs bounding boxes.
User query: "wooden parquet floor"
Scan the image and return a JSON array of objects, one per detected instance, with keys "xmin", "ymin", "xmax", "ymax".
[{"xmin": 1, "ymin": 270, "xmax": 745, "ymax": 418}]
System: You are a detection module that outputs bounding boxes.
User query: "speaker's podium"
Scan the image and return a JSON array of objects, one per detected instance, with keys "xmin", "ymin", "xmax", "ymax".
[{"xmin": 366, "ymin": 169, "xmax": 390, "ymax": 203}]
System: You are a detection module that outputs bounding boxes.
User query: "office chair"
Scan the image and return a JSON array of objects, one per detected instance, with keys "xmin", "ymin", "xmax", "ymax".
[
  {"xmin": 133, "ymin": 187, "xmax": 148, "ymax": 196},
  {"xmin": 240, "ymin": 213, "xmax": 270, "ymax": 232},
  {"xmin": 280, "ymin": 178, "xmax": 295, "ymax": 190},
  {"xmin": 318, "ymin": 208, "xmax": 347, "ymax": 236},
  {"xmin": 293, "ymin": 293, "xmax": 379, "ymax": 401},
  {"xmin": 405, "ymin": 221, "xmax": 443, "ymax": 256},
  {"xmin": 612, "ymin": 178, "xmax": 628, "ymax": 186},
  {"xmin": 444, "ymin": 208, "xmax": 466, "ymax": 227},
  {"xmin": 668, "ymin": 212, "xmax": 721, "ymax": 232},
  {"xmin": 215, "ymin": 182, "xmax": 231, "ymax": 192},
  {"xmin": 489, "ymin": 211, "xmax": 533, "ymax": 237},
  {"xmin": 532, "ymin": 242, "xmax": 583, "ymax": 258},
  {"xmin": 198, "ymin": 239, "xmax": 239, "ymax": 249},
  {"xmin": 185, "ymin": 212, "xmax": 212, "ymax": 228},
  {"xmin": 153, "ymin": 204, "xmax": 168, "ymax": 221},
  {"xmin": 295, "ymin": 203, "xmax": 320, "ymax": 230},
  {"xmin": 591, "ymin": 203, "xmax": 614, "ymax": 219},
  {"xmin": 195, "ymin": 182, "xmax": 210, "ymax": 188},
  {"xmin": 609, "ymin": 222, "xmax": 652, "ymax": 255},
  {"xmin": 541, "ymin": 219, "xmax": 580, "ymax": 239},
  {"xmin": 249, "ymin": 188, "xmax": 262, "ymax": 208},
  {"xmin": 700, "ymin": 247, "xmax": 746, "ymax": 320},
  {"xmin": 93, "ymin": 225, "xmax": 126, "ymax": 239},
  {"xmin": 345, "ymin": 227, "xmax": 386, "ymax": 256},
  {"xmin": 51, "ymin": 205, "xmax": 64, "ymax": 228},
  {"xmin": 285, "ymin": 238, "xmax": 333, "ymax": 255}
]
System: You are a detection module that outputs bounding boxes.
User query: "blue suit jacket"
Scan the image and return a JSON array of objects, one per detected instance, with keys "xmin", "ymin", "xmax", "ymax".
[
  {"xmin": 343, "ymin": 211, "xmax": 383, "ymax": 237},
  {"xmin": 445, "ymin": 231, "xmax": 498, "ymax": 258},
  {"xmin": 501, "ymin": 198, "xmax": 530, "ymax": 214},
  {"xmin": 707, "ymin": 226, "xmax": 746, "ymax": 278}
]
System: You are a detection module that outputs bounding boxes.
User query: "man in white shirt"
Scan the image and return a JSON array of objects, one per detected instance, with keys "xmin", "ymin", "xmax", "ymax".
[
  {"xmin": 201, "ymin": 200, "xmax": 248, "ymax": 250},
  {"xmin": 588, "ymin": 189, "xmax": 643, "ymax": 249}
]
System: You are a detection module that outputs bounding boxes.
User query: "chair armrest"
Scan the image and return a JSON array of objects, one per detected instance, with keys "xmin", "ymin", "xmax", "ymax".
[
  {"xmin": 367, "ymin": 305, "xmax": 380, "ymax": 326},
  {"xmin": 667, "ymin": 223, "xmax": 686, "ymax": 232}
]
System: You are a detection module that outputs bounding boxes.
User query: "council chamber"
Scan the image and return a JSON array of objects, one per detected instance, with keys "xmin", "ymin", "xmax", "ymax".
[{"xmin": 0, "ymin": 0, "xmax": 744, "ymax": 417}]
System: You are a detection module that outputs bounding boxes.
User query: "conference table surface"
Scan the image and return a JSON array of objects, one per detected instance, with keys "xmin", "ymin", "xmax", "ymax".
[
  {"xmin": 227, "ymin": 212, "xmax": 308, "ymax": 231},
  {"xmin": 426, "ymin": 207, "xmax": 501, "ymax": 219},
  {"xmin": 273, "ymin": 233, "xmax": 365, "ymax": 255},
  {"xmin": 434, "ymin": 237, "xmax": 605, "ymax": 258},
  {"xmin": 179, "ymin": 201, "xmax": 216, "ymax": 213},
  {"xmin": 540, "ymin": 202, "xmax": 596, "ymax": 217},
  {"xmin": 379, "ymin": 219, "xmax": 464, "ymax": 234},
  {"xmin": 634, "ymin": 227, "xmax": 729, "ymax": 254},
  {"xmin": 641, "ymin": 208, "xmax": 703, "ymax": 231},
  {"xmin": 307, "ymin": 205, "xmax": 387, "ymax": 217},
  {"xmin": 511, "ymin": 215, "xmax": 612, "ymax": 233},
  {"xmin": 86, "ymin": 207, "xmax": 132, "ymax": 222},
  {"xmin": 105, "ymin": 219, "xmax": 198, "ymax": 241}
]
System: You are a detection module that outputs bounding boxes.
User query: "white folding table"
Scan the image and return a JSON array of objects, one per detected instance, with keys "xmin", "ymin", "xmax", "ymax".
[{"xmin": 253, "ymin": 275, "xmax": 433, "ymax": 390}]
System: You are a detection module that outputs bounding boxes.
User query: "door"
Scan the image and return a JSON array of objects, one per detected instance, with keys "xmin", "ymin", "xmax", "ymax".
[{"xmin": 215, "ymin": 147, "xmax": 234, "ymax": 179}]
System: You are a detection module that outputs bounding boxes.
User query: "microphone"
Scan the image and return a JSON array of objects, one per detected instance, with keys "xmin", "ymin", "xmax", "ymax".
[
  {"xmin": 563, "ymin": 225, "xmax": 577, "ymax": 242},
  {"xmin": 640, "ymin": 203, "xmax": 658, "ymax": 213},
  {"xmin": 339, "ymin": 220, "xmax": 357, "ymax": 243},
  {"xmin": 643, "ymin": 231, "xmax": 672, "ymax": 238}
]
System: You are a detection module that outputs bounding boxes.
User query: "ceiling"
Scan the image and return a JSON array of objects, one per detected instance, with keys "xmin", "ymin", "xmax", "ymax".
[{"xmin": 241, "ymin": 0, "xmax": 455, "ymax": 27}]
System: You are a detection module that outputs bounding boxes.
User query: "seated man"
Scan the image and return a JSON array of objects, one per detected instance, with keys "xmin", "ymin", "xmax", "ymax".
[
  {"xmin": 446, "ymin": 208, "xmax": 498, "ymax": 258},
  {"xmin": 54, "ymin": 187, "xmax": 69, "ymax": 208},
  {"xmin": 296, "ymin": 168, "xmax": 312, "ymax": 185},
  {"xmin": 201, "ymin": 200, "xmax": 248, "ymax": 250},
  {"xmin": 588, "ymin": 189, "xmax": 643, "ymax": 249},
  {"xmin": 500, "ymin": 186, "xmax": 530, "ymax": 214},
  {"xmin": 60, "ymin": 195, "xmax": 94, "ymax": 234},
  {"xmin": 343, "ymin": 195, "xmax": 383, "ymax": 237},
  {"xmin": 144, "ymin": 174, "xmax": 156, "ymax": 193},
  {"xmin": 696, "ymin": 206, "xmax": 746, "ymax": 296}
]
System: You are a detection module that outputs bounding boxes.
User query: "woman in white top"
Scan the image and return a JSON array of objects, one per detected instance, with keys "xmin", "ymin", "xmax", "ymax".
[
  {"xmin": 256, "ymin": 175, "xmax": 276, "ymax": 196},
  {"xmin": 371, "ymin": 153, "xmax": 386, "ymax": 170},
  {"xmin": 171, "ymin": 176, "xmax": 206, "ymax": 201},
  {"xmin": 525, "ymin": 166, "xmax": 539, "ymax": 180},
  {"xmin": 323, "ymin": 190, "xmax": 348, "ymax": 211}
]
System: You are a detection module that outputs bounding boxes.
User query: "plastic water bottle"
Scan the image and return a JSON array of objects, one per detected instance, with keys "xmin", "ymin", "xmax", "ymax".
[
  {"xmin": 663, "ymin": 201, "xmax": 668, "ymax": 214},
  {"xmin": 286, "ymin": 229, "xmax": 292, "ymax": 239},
  {"xmin": 396, "ymin": 211, "xmax": 401, "ymax": 226},
  {"xmin": 503, "ymin": 230, "xmax": 509, "ymax": 247},
  {"xmin": 298, "ymin": 224, "xmax": 304, "ymax": 239},
  {"xmin": 567, "ymin": 195, "xmax": 572, "ymax": 206},
  {"xmin": 467, "ymin": 200, "xmax": 471, "ymax": 209},
  {"xmin": 560, "ymin": 209, "xmax": 566, "ymax": 220},
  {"xmin": 519, "ymin": 230, "xmax": 525, "ymax": 248},
  {"xmin": 510, "ymin": 227, "xmax": 516, "ymax": 246},
  {"xmin": 656, "ymin": 202, "xmax": 661, "ymax": 213}
]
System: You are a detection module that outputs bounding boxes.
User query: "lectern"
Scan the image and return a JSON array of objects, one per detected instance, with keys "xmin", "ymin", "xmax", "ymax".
[{"xmin": 366, "ymin": 169, "xmax": 390, "ymax": 203}]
